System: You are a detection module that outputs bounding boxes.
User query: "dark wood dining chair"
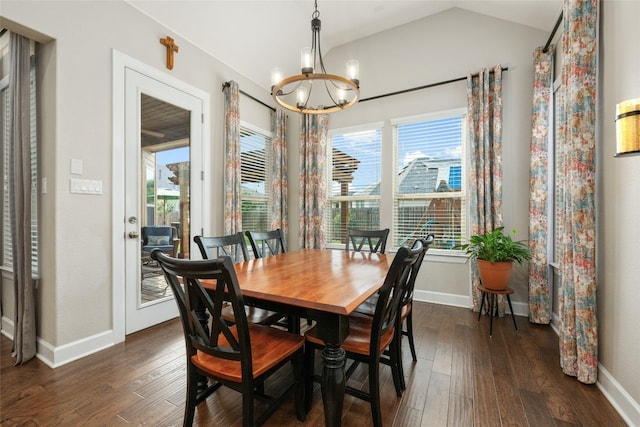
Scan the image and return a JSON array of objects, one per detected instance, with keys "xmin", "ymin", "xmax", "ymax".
[
  {"xmin": 303, "ymin": 241, "xmax": 423, "ymax": 427},
  {"xmin": 345, "ymin": 228, "xmax": 390, "ymax": 253},
  {"xmin": 150, "ymin": 249, "xmax": 305, "ymax": 427},
  {"xmin": 353, "ymin": 235, "xmax": 434, "ymax": 391},
  {"xmin": 245, "ymin": 228, "xmax": 287, "ymax": 259},
  {"xmin": 193, "ymin": 233, "xmax": 286, "ymax": 327}
]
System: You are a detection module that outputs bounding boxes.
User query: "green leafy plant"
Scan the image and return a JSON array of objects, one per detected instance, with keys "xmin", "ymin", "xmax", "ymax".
[{"xmin": 458, "ymin": 226, "xmax": 531, "ymax": 265}]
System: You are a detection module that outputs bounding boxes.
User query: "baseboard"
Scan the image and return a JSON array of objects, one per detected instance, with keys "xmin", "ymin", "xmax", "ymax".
[
  {"xmin": 597, "ymin": 364, "xmax": 640, "ymax": 426},
  {"xmin": 1, "ymin": 315, "xmax": 115, "ymax": 368}
]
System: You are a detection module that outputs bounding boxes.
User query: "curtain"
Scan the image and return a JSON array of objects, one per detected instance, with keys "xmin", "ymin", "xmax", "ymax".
[
  {"xmin": 557, "ymin": 0, "xmax": 599, "ymax": 384},
  {"xmin": 269, "ymin": 109, "xmax": 288, "ymax": 234},
  {"xmin": 528, "ymin": 47, "xmax": 554, "ymax": 324},
  {"xmin": 467, "ymin": 65, "xmax": 504, "ymax": 312},
  {"xmin": 223, "ymin": 81, "xmax": 242, "ymax": 235},
  {"xmin": 299, "ymin": 113, "xmax": 328, "ymax": 249},
  {"xmin": 9, "ymin": 33, "xmax": 37, "ymax": 365}
]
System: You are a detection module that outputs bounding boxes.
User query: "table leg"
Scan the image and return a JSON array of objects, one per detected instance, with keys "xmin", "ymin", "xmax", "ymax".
[{"xmin": 321, "ymin": 344, "xmax": 346, "ymax": 427}]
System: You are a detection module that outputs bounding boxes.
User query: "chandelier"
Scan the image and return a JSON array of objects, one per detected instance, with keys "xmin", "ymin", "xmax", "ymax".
[{"xmin": 271, "ymin": 0, "xmax": 360, "ymax": 114}]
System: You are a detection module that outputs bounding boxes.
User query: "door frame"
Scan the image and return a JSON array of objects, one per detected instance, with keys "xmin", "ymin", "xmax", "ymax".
[{"xmin": 112, "ymin": 50, "xmax": 211, "ymax": 343}]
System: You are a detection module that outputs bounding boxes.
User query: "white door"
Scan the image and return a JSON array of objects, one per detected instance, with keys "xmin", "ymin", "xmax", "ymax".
[{"xmin": 123, "ymin": 67, "xmax": 204, "ymax": 334}]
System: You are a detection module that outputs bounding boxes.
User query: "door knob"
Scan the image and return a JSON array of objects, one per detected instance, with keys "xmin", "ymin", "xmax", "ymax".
[{"xmin": 128, "ymin": 231, "xmax": 140, "ymax": 239}]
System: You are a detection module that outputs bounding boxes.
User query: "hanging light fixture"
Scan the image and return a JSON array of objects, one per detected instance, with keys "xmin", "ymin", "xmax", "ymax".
[{"xmin": 271, "ymin": 0, "xmax": 360, "ymax": 114}]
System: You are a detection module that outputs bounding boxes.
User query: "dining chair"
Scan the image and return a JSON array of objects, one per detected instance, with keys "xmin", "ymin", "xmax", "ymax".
[
  {"xmin": 150, "ymin": 249, "xmax": 306, "ymax": 427},
  {"xmin": 353, "ymin": 235, "xmax": 434, "ymax": 391},
  {"xmin": 345, "ymin": 228, "xmax": 390, "ymax": 253},
  {"xmin": 245, "ymin": 228, "xmax": 287, "ymax": 259},
  {"xmin": 303, "ymin": 241, "xmax": 423, "ymax": 427},
  {"xmin": 194, "ymin": 233, "xmax": 286, "ymax": 327}
]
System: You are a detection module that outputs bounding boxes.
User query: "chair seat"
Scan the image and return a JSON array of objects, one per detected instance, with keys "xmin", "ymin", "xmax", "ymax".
[
  {"xmin": 305, "ymin": 312, "xmax": 394, "ymax": 356},
  {"xmin": 221, "ymin": 304, "xmax": 286, "ymax": 326},
  {"xmin": 193, "ymin": 324, "xmax": 304, "ymax": 382}
]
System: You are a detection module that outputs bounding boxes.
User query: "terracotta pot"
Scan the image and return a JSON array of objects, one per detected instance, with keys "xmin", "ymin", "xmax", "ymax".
[{"xmin": 477, "ymin": 259, "xmax": 513, "ymax": 290}]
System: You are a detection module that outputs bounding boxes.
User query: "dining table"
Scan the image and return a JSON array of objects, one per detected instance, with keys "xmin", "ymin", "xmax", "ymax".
[{"xmin": 203, "ymin": 248, "xmax": 392, "ymax": 427}]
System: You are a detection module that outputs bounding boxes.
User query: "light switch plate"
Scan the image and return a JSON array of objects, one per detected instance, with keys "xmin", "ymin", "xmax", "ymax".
[{"xmin": 70, "ymin": 178, "xmax": 103, "ymax": 195}]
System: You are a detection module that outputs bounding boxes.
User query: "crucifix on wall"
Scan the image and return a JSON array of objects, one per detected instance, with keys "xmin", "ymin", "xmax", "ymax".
[{"xmin": 160, "ymin": 36, "xmax": 179, "ymax": 70}]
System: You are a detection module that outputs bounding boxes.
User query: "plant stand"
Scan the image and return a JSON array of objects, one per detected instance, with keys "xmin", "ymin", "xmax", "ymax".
[{"xmin": 477, "ymin": 285, "xmax": 517, "ymax": 337}]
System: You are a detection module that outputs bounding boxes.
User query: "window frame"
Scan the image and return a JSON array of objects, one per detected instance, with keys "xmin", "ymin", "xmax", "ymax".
[
  {"xmin": 239, "ymin": 120, "xmax": 273, "ymax": 232},
  {"xmin": 324, "ymin": 121, "xmax": 384, "ymax": 250},
  {"xmin": 391, "ymin": 108, "xmax": 468, "ymax": 256}
]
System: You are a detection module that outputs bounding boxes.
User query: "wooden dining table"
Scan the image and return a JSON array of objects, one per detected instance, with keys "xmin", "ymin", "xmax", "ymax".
[{"xmin": 204, "ymin": 248, "xmax": 392, "ymax": 427}]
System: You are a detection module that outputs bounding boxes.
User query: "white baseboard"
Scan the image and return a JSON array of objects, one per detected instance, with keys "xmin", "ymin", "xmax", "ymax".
[
  {"xmin": 1, "ymin": 315, "xmax": 115, "ymax": 368},
  {"xmin": 597, "ymin": 364, "xmax": 640, "ymax": 427}
]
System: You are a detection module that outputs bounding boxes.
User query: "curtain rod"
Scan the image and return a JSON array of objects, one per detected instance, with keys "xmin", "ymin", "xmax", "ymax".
[
  {"xmin": 222, "ymin": 82, "xmax": 275, "ymax": 112},
  {"xmin": 359, "ymin": 66, "xmax": 509, "ymax": 103},
  {"xmin": 543, "ymin": 11, "xmax": 563, "ymax": 53}
]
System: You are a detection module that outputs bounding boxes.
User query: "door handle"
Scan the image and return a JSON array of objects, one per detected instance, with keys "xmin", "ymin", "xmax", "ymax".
[{"xmin": 128, "ymin": 231, "xmax": 140, "ymax": 239}]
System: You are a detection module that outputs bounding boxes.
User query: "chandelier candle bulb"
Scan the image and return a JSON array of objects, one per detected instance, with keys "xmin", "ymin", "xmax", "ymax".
[
  {"xmin": 337, "ymin": 88, "xmax": 347, "ymax": 105},
  {"xmin": 271, "ymin": 68, "xmax": 283, "ymax": 87},
  {"xmin": 297, "ymin": 86, "xmax": 309, "ymax": 107},
  {"xmin": 347, "ymin": 60, "xmax": 359, "ymax": 84},
  {"xmin": 301, "ymin": 47, "xmax": 314, "ymax": 74}
]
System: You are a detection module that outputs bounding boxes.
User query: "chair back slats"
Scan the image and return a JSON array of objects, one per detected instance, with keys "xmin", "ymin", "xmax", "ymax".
[
  {"xmin": 245, "ymin": 229, "xmax": 287, "ymax": 258},
  {"xmin": 194, "ymin": 232, "xmax": 249, "ymax": 263},
  {"xmin": 402, "ymin": 234, "xmax": 435, "ymax": 305},
  {"xmin": 151, "ymin": 250, "xmax": 250, "ymax": 365},
  {"xmin": 370, "ymin": 240, "xmax": 423, "ymax": 353},
  {"xmin": 346, "ymin": 228, "xmax": 390, "ymax": 253}
]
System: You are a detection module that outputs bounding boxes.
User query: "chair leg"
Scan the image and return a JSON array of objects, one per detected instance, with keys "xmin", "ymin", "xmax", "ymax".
[
  {"xmin": 184, "ymin": 366, "xmax": 198, "ymax": 427},
  {"xmin": 242, "ymin": 388, "xmax": 254, "ymax": 427},
  {"xmin": 406, "ymin": 310, "xmax": 417, "ymax": 362},
  {"xmin": 394, "ymin": 324, "xmax": 407, "ymax": 391},
  {"xmin": 369, "ymin": 356, "xmax": 383, "ymax": 427},
  {"xmin": 389, "ymin": 335, "xmax": 403, "ymax": 397}
]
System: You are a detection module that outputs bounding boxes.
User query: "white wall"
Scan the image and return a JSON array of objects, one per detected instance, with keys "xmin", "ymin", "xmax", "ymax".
[{"xmin": 599, "ymin": 1, "xmax": 640, "ymax": 424}]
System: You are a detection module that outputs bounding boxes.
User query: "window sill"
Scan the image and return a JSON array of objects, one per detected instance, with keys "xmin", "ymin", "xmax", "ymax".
[{"xmin": 324, "ymin": 246, "xmax": 469, "ymax": 264}]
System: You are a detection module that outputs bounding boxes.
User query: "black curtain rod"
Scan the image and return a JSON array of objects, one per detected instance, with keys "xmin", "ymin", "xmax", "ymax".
[
  {"xmin": 359, "ymin": 66, "xmax": 509, "ymax": 104},
  {"xmin": 543, "ymin": 11, "xmax": 563, "ymax": 53},
  {"xmin": 222, "ymin": 82, "xmax": 275, "ymax": 112}
]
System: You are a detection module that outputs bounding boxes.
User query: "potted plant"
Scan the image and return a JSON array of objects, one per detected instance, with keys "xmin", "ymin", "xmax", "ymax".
[{"xmin": 459, "ymin": 226, "xmax": 531, "ymax": 290}]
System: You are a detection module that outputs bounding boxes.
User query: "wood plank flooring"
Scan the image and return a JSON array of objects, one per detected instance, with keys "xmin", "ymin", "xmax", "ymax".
[{"xmin": 1, "ymin": 302, "xmax": 626, "ymax": 426}]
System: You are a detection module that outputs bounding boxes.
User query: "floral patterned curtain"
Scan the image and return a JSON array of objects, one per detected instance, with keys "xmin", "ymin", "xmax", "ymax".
[
  {"xmin": 528, "ymin": 47, "xmax": 554, "ymax": 324},
  {"xmin": 557, "ymin": 0, "xmax": 599, "ymax": 384},
  {"xmin": 299, "ymin": 113, "xmax": 328, "ymax": 249},
  {"xmin": 223, "ymin": 81, "xmax": 242, "ymax": 234},
  {"xmin": 467, "ymin": 65, "xmax": 504, "ymax": 312},
  {"xmin": 270, "ymin": 109, "xmax": 288, "ymax": 234}
]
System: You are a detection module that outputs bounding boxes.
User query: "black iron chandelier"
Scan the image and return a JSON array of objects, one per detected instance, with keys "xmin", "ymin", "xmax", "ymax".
[{"xmin": 271, "ymin": 0, "xmax": 360, "ymax": 114}]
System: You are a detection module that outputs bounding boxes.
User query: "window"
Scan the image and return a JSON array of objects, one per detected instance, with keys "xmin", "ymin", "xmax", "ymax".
[
  {"xmin": 392, "ymin": 110, "xmax": 466, "ymax": 250},
  {"xmin": 1, "ymin": 35, "xmax": 39, "ymax": 276},
  {"xmin": 325, "ymin": 124, "xmax": 382, "ymax": 246},
  {"xmin": 240, "ymin": 123, "xmax": 272, "ymax": 231}
]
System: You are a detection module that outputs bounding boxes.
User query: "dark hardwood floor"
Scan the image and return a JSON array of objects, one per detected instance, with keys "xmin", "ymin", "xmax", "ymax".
[{"xmin": 1, "ymin": 302, "xmax": 626, "ymax": 426}]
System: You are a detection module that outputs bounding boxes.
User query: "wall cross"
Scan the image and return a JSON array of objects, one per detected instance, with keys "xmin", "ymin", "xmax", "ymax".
[{"xmin": 160, "ymin": 36, "xmax": 179, "ymax": 70}]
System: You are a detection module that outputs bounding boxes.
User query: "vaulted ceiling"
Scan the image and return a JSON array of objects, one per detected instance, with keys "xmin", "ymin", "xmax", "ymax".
[{"xmin": 126, "ymin": 0, "xmax": 562, "ymax": 91}]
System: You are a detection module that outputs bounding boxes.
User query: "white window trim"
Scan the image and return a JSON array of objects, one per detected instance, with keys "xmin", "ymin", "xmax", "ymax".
[{"xmin": 392, "ymin": 107, "xmax": 468, "ymax": 259}]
